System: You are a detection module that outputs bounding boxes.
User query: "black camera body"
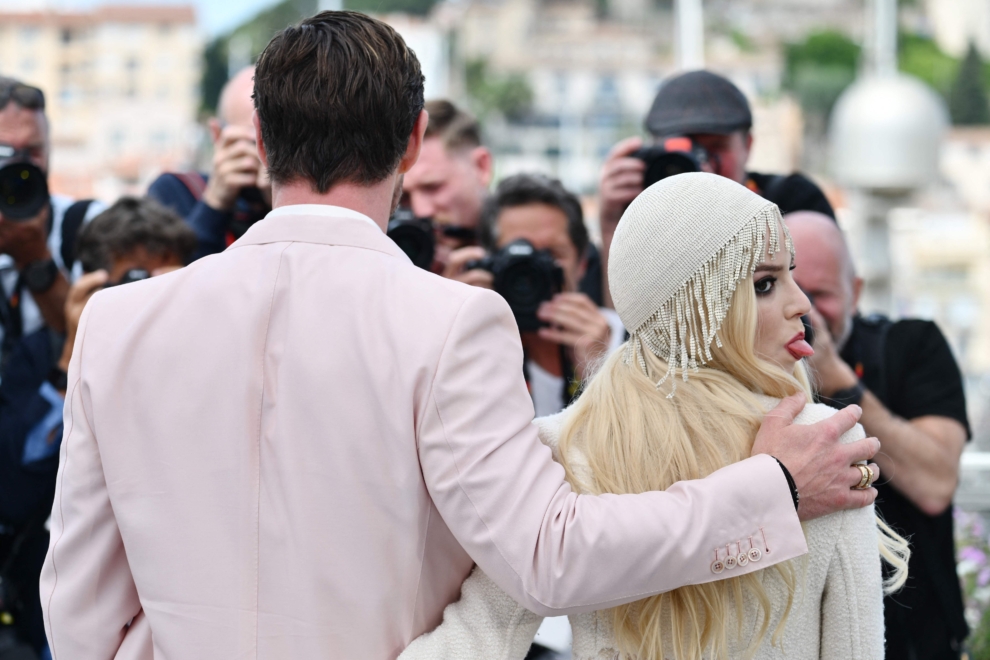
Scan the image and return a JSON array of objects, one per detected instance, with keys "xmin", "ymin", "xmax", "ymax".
[
  {"xmin": 105, "ymin": 269, "xmax": 151, "ymax": 288},
  {"xmin": 633, "ymin": 136, "xmax": 712, "ymax": 188},
  {"xmin": 0, "ymin": 145, "xmax": 48, "ymax": 221},
  {"xmin": 468, "ymin": 239, "xmax": 563, "ymax": 332},
  {"xmin": 387, "ymin": 207, "xmax": 435, "ymax": 270}
]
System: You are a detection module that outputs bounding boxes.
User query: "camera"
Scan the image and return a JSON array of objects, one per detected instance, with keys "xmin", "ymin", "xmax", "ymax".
[
  {"xmin": 633, "ymin": 136, "xmax": 713, "ymax": 188},
  {"xmin": 0, "ymin": 144, "xmax": 48, "ymax": 221},
  {"xmin": 387, "ymin": 207, "xmax": 435, "ymax": 270},
  {"xmin": 467, "ymin": 239, "xmax": 563, "ymax": 332}
]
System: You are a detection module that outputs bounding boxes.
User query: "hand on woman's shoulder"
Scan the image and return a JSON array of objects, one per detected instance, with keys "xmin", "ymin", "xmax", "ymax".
[
  {"xmin": 796, "ymin": 401, "xmax": 866, "ymax": 445},
  {"xmin": 758, "ymin": 395, "xmax": 866, "ymax": 444}
]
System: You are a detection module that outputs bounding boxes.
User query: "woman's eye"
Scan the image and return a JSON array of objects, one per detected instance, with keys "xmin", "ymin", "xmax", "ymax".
[{"xmin": 754, "ymin": 276, "xmax": 776, "ymax": 295}]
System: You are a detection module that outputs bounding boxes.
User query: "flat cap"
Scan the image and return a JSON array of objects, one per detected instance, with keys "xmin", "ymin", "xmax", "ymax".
[{"xmin": 645, "ymin": 70, "xmax": 752, "ymax": 137}]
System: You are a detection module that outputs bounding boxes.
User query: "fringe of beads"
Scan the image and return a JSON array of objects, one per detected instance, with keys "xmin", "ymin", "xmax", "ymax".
[{"xmin": 623, "ymin": 205, "xmax": 792, "ymax": 397}]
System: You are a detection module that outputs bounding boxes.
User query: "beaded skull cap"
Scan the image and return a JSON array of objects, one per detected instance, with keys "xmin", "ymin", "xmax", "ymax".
[{"xmin": 608, "ymin": 172, "xmax": 793, "ymax": 392}]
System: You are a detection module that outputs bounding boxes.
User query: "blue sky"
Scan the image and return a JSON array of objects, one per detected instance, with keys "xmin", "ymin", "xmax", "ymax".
[{"xmin": 4, "ymin": 0, "xmax": 282, "ymax": 36}]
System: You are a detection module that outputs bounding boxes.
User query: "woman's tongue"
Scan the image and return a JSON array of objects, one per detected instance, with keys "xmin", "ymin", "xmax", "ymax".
[{"xmin": 787, "ymin": 338, "xmax": 815, "ymax": 359}]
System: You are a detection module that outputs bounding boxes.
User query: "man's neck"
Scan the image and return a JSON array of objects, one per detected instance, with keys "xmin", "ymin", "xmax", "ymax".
[{"xmin": 271, "ymin": 176, "xmax": 399, "ymax": 232}]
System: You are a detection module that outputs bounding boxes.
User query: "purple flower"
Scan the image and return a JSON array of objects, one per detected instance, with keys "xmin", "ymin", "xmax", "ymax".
[
  {"xmin": 979, "ymin": 567, "xmax": 990, "ymax": 588},
  {"xmin": 961, "ymin": 546, "xmax": 987, "ymax": 566}
]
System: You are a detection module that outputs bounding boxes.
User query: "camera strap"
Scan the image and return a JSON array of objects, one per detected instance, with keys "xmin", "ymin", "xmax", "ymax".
[
  {"xmin": 522, "ymin": 344, "xmax": 580, "ymax": 411},
  {"xmin": 59, "ymin": 199, "xmax": 95, "ymax": 270}
]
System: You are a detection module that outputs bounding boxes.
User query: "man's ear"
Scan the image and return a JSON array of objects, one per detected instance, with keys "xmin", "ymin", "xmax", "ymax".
[
  {"xmin": 398, "ymin": 109, "xmax": 429, "ymax": 175},
  {"xmin": 851, "ymin": 275, "xmax": 864, "ymax": 310},
  {"xmin": 209, "ymin": 117, "xmax": 223, "ymax": 144},
  {"xmin": 253, "ymin": 111, "xmax": 268, "ymax": 169},
  {"xmin": 471, "ymin": 146, "xmax": 494, "ymax": 188}
]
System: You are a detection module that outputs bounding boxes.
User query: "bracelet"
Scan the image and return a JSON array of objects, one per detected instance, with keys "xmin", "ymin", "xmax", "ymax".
[
  {"xmin": 822, "ymin": 381, "xmax": 865, "ymax": 409},
  {"xmin": 772, "ymin": 457, "xmax": 800, "ymax": 512}
]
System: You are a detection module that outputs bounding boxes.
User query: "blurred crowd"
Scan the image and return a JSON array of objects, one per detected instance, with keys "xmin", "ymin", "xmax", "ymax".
[{"xmin": 0, "ymin": 57, "xmax": 974, "ymax": 660}]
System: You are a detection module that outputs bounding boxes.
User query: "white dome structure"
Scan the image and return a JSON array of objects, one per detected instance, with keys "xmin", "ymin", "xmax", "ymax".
[{"xmin": 829, "ymin": 73, "xmax": 948, "ymax": 191}]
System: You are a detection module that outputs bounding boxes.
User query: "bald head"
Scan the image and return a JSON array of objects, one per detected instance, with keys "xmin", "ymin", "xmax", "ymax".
[
  {"xmin": 217, "ymin": 66, "xmax": 256, "ymax": 129},
  {"xmin": 785, "ymin": 210, "xmax": 862, "ymax": 348}
]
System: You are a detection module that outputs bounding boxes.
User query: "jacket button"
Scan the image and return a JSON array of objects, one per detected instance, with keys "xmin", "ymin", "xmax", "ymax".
[
  {"xmin": 737, "ymin": 553, "xmax": 749, "ymax": 567},
  {"xmin": 711, "ymin": 560, "xmax": 725, "ymax": 574},
  {"xmin": 748, "ymin": 547, "xmax": 762, "ymax": 562},
  {"xmin": 724, "ymin": 555, "xmax": 737, "ymax": 569}
]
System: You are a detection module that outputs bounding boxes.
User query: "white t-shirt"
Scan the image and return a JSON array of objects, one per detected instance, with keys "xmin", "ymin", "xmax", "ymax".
[{"xmin": 527, "ymin": 307, "xmax": 625, "ymax": 418}]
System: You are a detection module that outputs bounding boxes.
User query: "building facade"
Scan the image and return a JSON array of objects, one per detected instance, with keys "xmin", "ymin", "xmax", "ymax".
[{"xmin": 0, "ymin": 5, "xmax": 202, "ymax": 201}]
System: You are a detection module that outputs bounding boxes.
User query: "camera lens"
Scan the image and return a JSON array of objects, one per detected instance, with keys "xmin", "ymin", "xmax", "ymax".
[
  {"xmin": 0, "ymin": 161, "xmax": 49, "ymax": 220},
  {"xmin": 502, "ymin": 261, "xmax": 549, "ymax": 310},
  {"xmin": 387, "ymin": 222, "xmax": 434, "ymax": 270}
]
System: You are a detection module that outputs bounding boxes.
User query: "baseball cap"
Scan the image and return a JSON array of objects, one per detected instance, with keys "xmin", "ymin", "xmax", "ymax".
[{"xmin": 645, "ymin": 70, "xmax": 752, "ymax": 137}]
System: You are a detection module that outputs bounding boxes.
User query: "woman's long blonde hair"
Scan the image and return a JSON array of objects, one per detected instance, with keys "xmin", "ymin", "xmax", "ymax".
[{"xmin": 556, "ymin": 277, "xmax": 910, "ymax": 660}]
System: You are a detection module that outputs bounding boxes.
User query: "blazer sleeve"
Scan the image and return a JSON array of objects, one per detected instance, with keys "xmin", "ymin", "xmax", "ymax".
[
  {"xmin": 39, "ymin": 298, "xmax": 143, "ymax": 659},
  {"xmin": 819, "ymin": 424, "xmax": 886, "ymax": 660},
  {"xmin": 417, "ymin": 288, "xmax": 808, "ymax": 617},
  {"xmin": 399, "ymin": 567, "xmax": 542, "ymax": 660}
]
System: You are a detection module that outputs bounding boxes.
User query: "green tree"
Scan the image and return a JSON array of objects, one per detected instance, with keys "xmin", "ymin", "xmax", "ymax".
[
  {"xmin": 465, "ymin": 58, "xmax": 533, "ymax": 121},
  {"xmin": 783, "ymin": 30, "xmax": 861, "ymax": 117},
  {"xmin": 949, "ymin": 42, "xmax": 990, "ymax": 125},
  {"xmin": 899, "ymin": 33, "xmax": 959, "ymax": 98},
  {"xmin": 345, "ymin": 0, "xmax": 437, "ymax": 16},
  {"xmin": 199, "ymin": 0, "xmax": 438, "ymax": 114}
]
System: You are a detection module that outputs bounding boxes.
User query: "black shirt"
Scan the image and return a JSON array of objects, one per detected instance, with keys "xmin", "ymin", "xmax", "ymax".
[
  {"xmin": 747, "ymin": 171, "xmax": 836, "ymax": 219},
  {"xmin": 840, "ymin": 315, "xmax": 970, "ymax": 660}
]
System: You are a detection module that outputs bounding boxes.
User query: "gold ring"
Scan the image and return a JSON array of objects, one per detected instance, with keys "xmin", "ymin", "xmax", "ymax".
[{"xmin": 854, "ymin": 464, "xmax": 872, "ymax": 490}]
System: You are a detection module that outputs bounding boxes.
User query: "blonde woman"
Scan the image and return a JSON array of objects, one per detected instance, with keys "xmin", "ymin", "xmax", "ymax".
[{"xmin": 401, "ymin": 172, "xmax": 908, "ymax": 660}]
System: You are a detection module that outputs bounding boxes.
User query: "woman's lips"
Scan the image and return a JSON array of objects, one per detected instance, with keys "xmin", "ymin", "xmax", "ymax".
[{"xmin": 786, "ymin": 332, "xmax": 815, "ymax": 360}]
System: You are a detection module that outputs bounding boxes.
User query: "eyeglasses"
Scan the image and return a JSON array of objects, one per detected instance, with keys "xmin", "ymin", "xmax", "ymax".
[{"xmin": 0, "ymin": 79, "xmax": 45, "ymax": 111}]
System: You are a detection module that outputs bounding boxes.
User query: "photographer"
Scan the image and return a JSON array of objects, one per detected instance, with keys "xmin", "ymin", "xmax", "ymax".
[
  {"xmin": 598, "ymin": 70, "xmax": 833, "ymax": 306},
  {"xmin": 786, "ymin": 211, "xmax": 969, "ymax": 660},
  {"xmin": 0, "ymin": 197, "xmax": 194, "ymax": 659},
  {"xmin": 0, "ymin": 76, "xmax": 103, "ymax": 365},
  {"xmin": 401, "ymin": 100, "xmax": 494, "ymax": 286},
  {"xmin": 479, "ymin": 174, "xmax": 623, "ymax": 416},
  {"xmin": 401, "ymin": 100, "xmax": 606, "ymax": 304},
  {"xmin": 148, "ymin": 66, "xmax": 271, "ymax": 261}
]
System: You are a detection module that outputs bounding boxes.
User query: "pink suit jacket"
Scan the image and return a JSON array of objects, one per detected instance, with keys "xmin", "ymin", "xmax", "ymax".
[{"xmin": 40, "ymin": 205, "xmax": 806, "ymax": 659}]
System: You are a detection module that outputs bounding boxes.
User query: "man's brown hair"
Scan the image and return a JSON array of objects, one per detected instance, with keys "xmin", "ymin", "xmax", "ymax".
[
  {"xmin": 254, "ymin": 11, "xmax": 425, "ymax": 193},
  {"xmin": 424, "ymin": 99, "xmax": 482, "ymax": 152},
  {"xmin": 77, "ymin": 197, "xmax": 197, "ymax": 273}
]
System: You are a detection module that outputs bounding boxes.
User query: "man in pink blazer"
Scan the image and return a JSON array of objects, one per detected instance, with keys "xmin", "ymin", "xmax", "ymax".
[{"xmin": 40, "ymin": 12, "xmax": 880, "ymax": 659}]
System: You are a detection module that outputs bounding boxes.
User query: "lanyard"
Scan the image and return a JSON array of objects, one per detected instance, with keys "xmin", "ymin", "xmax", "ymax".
[{"xmin": 523, "ymin": 343, "xmax": 581, "ymax": 409}]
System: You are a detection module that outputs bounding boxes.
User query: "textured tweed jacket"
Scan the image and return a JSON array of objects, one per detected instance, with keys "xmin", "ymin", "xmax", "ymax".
[{"xmin": 401, "ymin": 398, "xmax": 886, "ymax": 660}]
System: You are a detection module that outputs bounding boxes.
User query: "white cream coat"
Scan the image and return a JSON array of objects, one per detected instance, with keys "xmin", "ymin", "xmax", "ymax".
[{"xmin": 403, "ymin": 398, "xmax": 885, "ymax": 660}]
